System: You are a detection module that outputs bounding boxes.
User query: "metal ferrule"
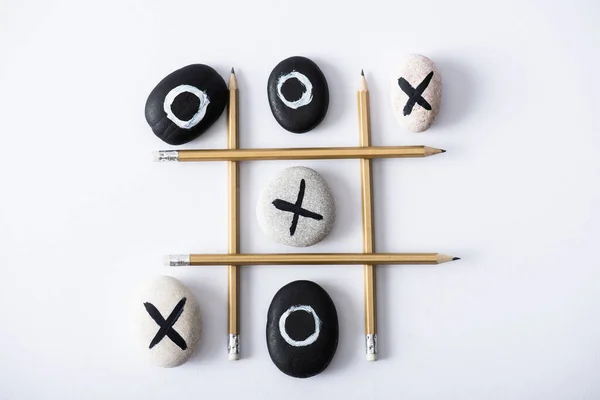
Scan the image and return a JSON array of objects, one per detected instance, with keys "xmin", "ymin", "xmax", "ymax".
[
  {"xmin": 156, "ymin": 150, "xmax": 179, "ymax": 162},
  {"xmin": 228, "ymin": 334, "xmax": 240, "ymax": 357},
  {"xmin": 366, "ymin": 333, "xmax": 378, "ymax": 356},
  {"xmin": 168, "ymin": 254, "xmax": 190, "ymax": 266}
]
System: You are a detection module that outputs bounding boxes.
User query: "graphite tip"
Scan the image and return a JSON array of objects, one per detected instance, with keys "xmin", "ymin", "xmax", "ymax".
[
  {"xmin": 361, "ymin": 69, "xmax": 364, "ymax": 76},
  {"xmin": 452, "ymin": 257, "xmax": 461, "ymax": 261},
  {"xmin": 441, "ymin": 149, "xmax": 446, "ymax": 153},
  {"xmin": 231, "ymin": 67, "xmax": 235, "ymax": 74}
]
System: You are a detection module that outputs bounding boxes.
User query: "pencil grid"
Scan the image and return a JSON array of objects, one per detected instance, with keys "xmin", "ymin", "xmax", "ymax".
[{"xmin": 221, "ymin": 77, "xmax": 377, "ymax": 359}]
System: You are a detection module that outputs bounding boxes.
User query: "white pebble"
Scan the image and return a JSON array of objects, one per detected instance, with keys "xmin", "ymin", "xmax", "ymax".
[
  {"xmin": 257, "ymin": 166, "xmax": 335, "ymax": 247},
  {"xmin": 391, "ymin": 54, "xmax": 442, "ymax": 132},
  {"xmin": 129, "ymin": 276, "xmax": 201, "ymax": 367}
]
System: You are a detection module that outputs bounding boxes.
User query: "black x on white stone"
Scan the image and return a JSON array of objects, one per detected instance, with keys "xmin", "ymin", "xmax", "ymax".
[
  {"xmin": 257, "ymin": 166, "xmax": 335, "ymax": 247},
  {"xmin": 397, "ymin": 71, "xmax": 434, "ymax": 116},
  {"xmin": 391, "ymin": 54, "xmax": 441, "ymax": 133},
  {"xmin": 272, "ymin": 179, "xmax": 323, "ymax": 236},
  {"xmin": 130, "ymin": 276, "xmax": 201, "ymax": 367},
  {"xmin": 144, "ymin": 297, "xmax": 188, "ymax": 350}
]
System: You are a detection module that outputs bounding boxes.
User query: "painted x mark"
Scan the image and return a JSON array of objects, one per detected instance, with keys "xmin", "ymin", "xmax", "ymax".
[
  {"xmin": 272, "ymin": 179, "xmax": 323, "ymax": 236},
  {"xmin": 398, "ymin": 71, "xmax": 434, "ymax": 116},
  {"xmin": 144, "ymin": 297, "xmax": 188, "ymax": 350}
]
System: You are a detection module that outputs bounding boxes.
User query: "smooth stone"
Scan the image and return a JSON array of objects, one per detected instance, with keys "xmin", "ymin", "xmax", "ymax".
[
  {"xmin": 129, "ymin": 276, "xmax": 201, "ymax": 367},
  {"xmin": 267, "ymin": 56, "xmax": 329, "ymax": 133},
  {"xmin": 391, "ymin": 54, "xmax": 442, "ymax": 132},
  {"xmin": 145, "ymin": 64, "xmax": 227, "ymax": 145},
  {"xmin": 266, "ymin": 280, "xmax": 339, "ymax": 378},
  {"xmin": 257, "ymin": 166, "xmax": 335, "ymax": 247}
]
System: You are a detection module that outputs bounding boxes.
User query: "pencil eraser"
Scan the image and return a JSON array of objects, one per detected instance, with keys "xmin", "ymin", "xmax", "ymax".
[
  {"xmin": 366, "ymin": 353, "xmax": 378, "ymax": 361},
  {"xmin": 228, "ymin": 353, "xmax": 240, "ymax": 361}
]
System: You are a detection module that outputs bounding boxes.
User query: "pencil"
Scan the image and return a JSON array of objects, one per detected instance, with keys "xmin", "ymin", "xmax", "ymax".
[
  {"xmin": 227, "ymin": 68, "xmax": 240, "ymax": 361},
  {"xmin": 358, "ymin": 70, "xmax": 377, "ymax": 361},
  {"xmin": 165, "ymin": 253, "xmax": 460, "ymax": 266},
  {"xmin": 153, "ymin": 146, "xmax": 445, "ymax": 162}
]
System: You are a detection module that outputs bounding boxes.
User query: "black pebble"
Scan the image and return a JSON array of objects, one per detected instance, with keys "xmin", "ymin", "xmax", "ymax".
[
  {"xmin": 266, "ymin": 280, "xmax": 338, "ymax": 378},
  {"xmin": 145, "ymin": 64, "xmax": 227, "ymax": 145},
  {"xmin": 267, "ymin": 56, "xmax": 329, "ymax": 133}
]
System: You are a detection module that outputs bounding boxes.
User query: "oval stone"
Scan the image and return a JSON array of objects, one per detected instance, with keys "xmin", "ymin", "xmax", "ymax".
[
  {"xmin": 129, "ymin": 276, "xmax": 201, "ymax": 367},
  {"xmin": 391, "ymin": 54, "xmax": 442, "ymax": 132},
  {"xmin": 145, "ymin": 64, "xmax": 228, "ymax": 145},
  {"xmin": 267, "ymin": 56, "xmax": 329, "ymax": 133},
  {"xmin": 257, "ymin": 166, "xmax": 335, "ymax": 247},
  {"xmin": 266, "ymin": 280, "xmax": 339, "ymax": 378}
]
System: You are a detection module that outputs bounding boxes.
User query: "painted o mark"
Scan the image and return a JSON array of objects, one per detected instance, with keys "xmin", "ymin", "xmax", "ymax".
[
  {"xmin": 276, "ymin": 71, "xmax": 313, "ymax": 109},
  {"xmin": 163, "ymin": 84, "xmax": 210, "ymax": 129},
  {"xmin": 279, "ymin": 305, "xmax": 321, "ymax": 347}
]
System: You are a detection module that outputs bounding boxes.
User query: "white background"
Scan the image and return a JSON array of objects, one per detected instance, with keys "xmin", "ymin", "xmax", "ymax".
[{"xmin": 1, "ymin": 0, "xmax": 599, "ymax": 398}]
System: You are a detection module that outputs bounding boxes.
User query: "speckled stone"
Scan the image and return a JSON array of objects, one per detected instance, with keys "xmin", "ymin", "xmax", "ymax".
[
  {"xmin": 266, "ymin": 280, "xmax": 339, "ymax": 378},
  {"xmin": 145, "ymin": 64, "xmax": 228, "ymax": 145},
  {"xmin": 257, "ymin": 166, "xmax": 335, "ymax": 247},
  {"xmin": 267, "ymin": 56, "xmax": 329, "ymax": 133},
  {"xmin": 391, "ymin": 54, "xmax": 442, "ymax": 132},
  {"xmin": 129, "ymin": 276, "xmax": 201, "ymax": 367}
]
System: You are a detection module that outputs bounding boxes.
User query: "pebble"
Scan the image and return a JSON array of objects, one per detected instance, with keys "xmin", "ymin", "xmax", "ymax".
[
  {"xmin": 145, "ymin": 64, "xmax": 228, "ymax": 145},
  {"xmin": 257, "ymin": 166, "xmax": 335, "ymax": 247},
  {"xmin": 391, "ymin": 54, "xmax": 442, "ymax": 132},
  {"xmin": 129, "ymin": 276, "xmax": 201, "ymax": 367},
  {"xmin": 267, "ymin": 56, "xmax": 329, "ymax": 133},
  {"xmin": 266, "ymin": 280, "xmax": 339, "ymax": 378}
]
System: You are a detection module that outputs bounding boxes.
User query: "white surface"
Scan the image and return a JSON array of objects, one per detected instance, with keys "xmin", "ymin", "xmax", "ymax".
[{"xmin": 0, "ymin": 0, "xmax": 599, "ymax": 398}]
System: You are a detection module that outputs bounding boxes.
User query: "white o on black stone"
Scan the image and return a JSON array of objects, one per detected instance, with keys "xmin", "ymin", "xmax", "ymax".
[
  {"xmin": 266, "ymin": 280, "xmax": 338, "ymax": 378},
  {"xmin": 276, "ymin": 71, "xmax": 313, "ymax": 109},
  {"xmin": 163, "ymin": 84, "xmax": 210, "ymax": 129},
  {"xmin": 145, "ymin": 64, "xmax": 228, "ymax": 145},
  {"xmin": 267, "ymin": 56, "xmax": 329, "ymax": 133},
  {"xmin": 279, "ymin": 305, "xmax": 321, "ymax": 347}
]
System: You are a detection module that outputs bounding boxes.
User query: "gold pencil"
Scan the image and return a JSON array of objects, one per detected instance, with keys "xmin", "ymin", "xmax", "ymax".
[
  {"xmin": 153, "ymin": 146, "xmax": 445, "ymax": 162},
  {"xmin": 227, "ymin": 68, "xmax": 240, "ymax": 361},
  {"xmin": 358, "ymin": 70, "xmax": 377, "ymax": 361},
  {"xmin": 166, "ymin": 253, "xmax": 460, "ymax": 266}
]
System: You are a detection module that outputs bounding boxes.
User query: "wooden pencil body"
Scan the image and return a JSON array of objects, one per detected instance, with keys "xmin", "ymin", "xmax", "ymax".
[
  {"xmin": 227, "ymin": 76, "xmax": 240, "ymax": 339},
  {"xmin": 175, "ymin": 146, "xmax": 435, "ymax": 161},
  {"xmin": 187, "ymin": 253, "xmax": 441, "ymax": 265},
  {"xmin": 358, "ymin": 86, "xmax": 377, "ymax": 338}
]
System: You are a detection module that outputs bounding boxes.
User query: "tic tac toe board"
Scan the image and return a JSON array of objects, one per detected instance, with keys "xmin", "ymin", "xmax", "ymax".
[{"xmin": 152, "ymin": 62, "xmax": 456, "ymax": 373}]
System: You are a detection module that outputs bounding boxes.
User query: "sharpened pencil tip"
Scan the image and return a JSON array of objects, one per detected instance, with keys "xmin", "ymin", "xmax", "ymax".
[
  {"xmin": 452, "ymin": 257, "xmax": 461, "ymax": 261},
  {"xmin": 441, "ymin": 149, "xmax": 446, "ymax": 153},
  {"xmin": 231, "ymin": 67, "xmax": 235, "ymax": 74},
  {"xmin": 361, "ymin": 69, "xmax": 364, "ymax": 76}
]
